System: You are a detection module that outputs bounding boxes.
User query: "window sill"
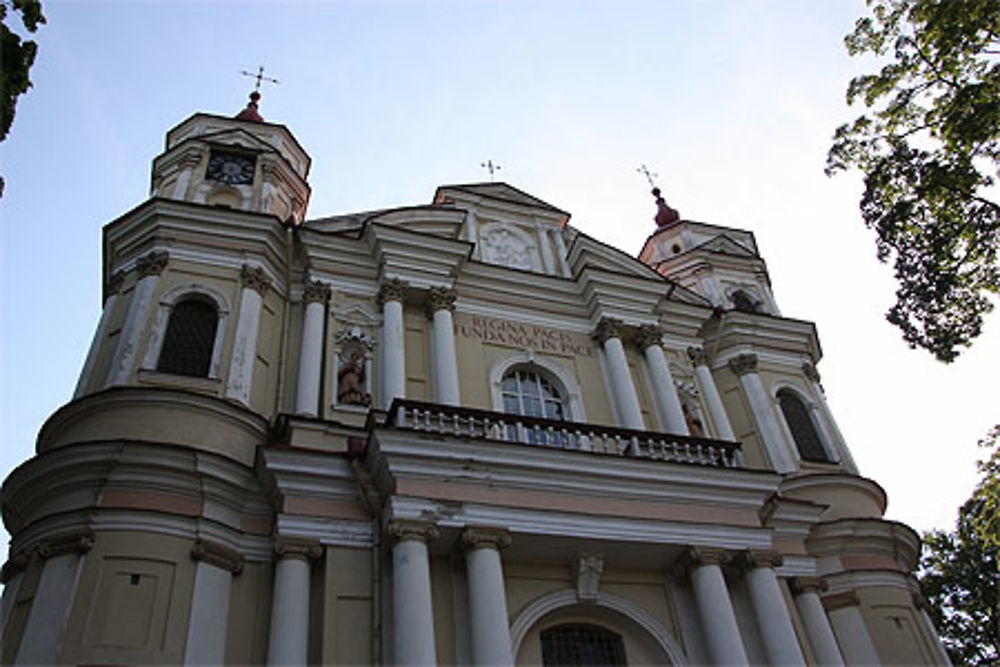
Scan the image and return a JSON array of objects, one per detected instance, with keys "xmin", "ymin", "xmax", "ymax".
[{"xmin": 137, "ymin": 368, "xmax": 222, "ymax": 395}]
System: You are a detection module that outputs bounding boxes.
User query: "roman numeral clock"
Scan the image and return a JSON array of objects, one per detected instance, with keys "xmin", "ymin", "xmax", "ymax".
[{"xmin": 206, "ymin": 151, "xmax": 256, "ymax": 185}]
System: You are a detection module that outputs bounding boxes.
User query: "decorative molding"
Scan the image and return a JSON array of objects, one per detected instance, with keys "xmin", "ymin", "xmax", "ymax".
[
  {"xmin": 274, "ymin": 536, "xmax": 324, "ymax": 561},
  {"xmin": 425, "ymin": 286, "xmax": 457, "ymax": 315},
  {"xmin": 687, "ymin": 346, "xmax": 709, "ymax": 367},
  {"xmin": 0, "ymin": 550, "xmax": 31, "ymax": 583},
  {"xmin": 377, "ymin": 278, "xmax": 407, "ymax": 306},
  {"xmin": 106, "ymin": 270, "xmax": 125, "ymax": 295},
  {"xmin": 730, "ymin": 548, "xmax": 784, "ymax": 572},
  {"xmin": 635, "ymin": 324, "xmax": 664, "ymax": 350},
  {"xmin": 191, "ymin": 538, "xmax": 244, "ymax": 574},
  {"xmin": 821, "ymin": 590, "xmax": 861, "ymax": 612},
  {"xmin": 728, "ymin": 352, "xmax": 758, "ymax": 376},
  {"xmin": 575, "ymin": 554, "xmax": 604, "ymax": 602},
  {"xmin": 802, "ymin": 362, "xmax": 822, "ymax": 387},
  {"xmin": 240, "ymin": 264, "xmax": 272, "ymax": 295},
  {"xmin": 136, "ymin": 250, "xmax": 169, "ymax": 277},
  {"xmin": 302, "ymin": 279, "xmax": 331, "ymax": 304},
  {"xmin": 335, "ymin": 324, "xmax": 375, "ymax": 350},
  {"xmin": 460, "ymin": 526, "xmax": 511, "ymax": 553},
  {"xmin": 592, "ymin": 317, "xmax": 624, "ymax": 344},
  {"xmin": 387, "ymin": 519, "xmax": 439, "ymax": 545},
  {"xmin": 674, "ymin": 546, "xmax": 731, "ymax": 577},
  {"xmin": 37, "ymin": 530, "xmax": 95, "ymax": 559},
  {"xmin": 789, "ymin": 576, "xmax": 828, "ymax": 596}
]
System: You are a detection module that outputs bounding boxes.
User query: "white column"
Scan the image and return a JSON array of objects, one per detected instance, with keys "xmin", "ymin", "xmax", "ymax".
[
  {"xmin": 637, "ymin": 325, "xmax": 688, "ymax": 434},
  {"xmin": 267, "ymin": 539, "xmax": 320, "ymax": 667},
  {"xmin": 551, "ymin": 228, "xmax": 571, "ymax": 277},
  {"xmin": 106, "ymin": 250, "xmax": 168, "ymax": 387},
  {"xmin": 1, "ymin": 566, "xmax": 25, "ymax": 636},
  {"xmin": 390, "ymin": 521, "xmax": 439, "ymax": 666},
  {"xmin": 185, "ymin": 541, "xmax": 242, "ymax": 666},
  {"xmin": 294, "ymin": 281, "xmax": 330, "ymax": 416},
  {"xmin": 170, "ymin": 154, "xmax": 201, "ymax": 199},
  {"xmin": 379, "ymin": 280, "xmax": 407, "ymax": 410},
  {"xmin": 594, "ymin": 318, "xmax": 645, "ymax": 430},
  {"xmin": 226, "ymin": 265, "xmax": 271, "ymax": 406},
  {"xmin": 683, "ymin": 548, "xmax": 749, "ymax": 666},
  {"xmin": 803, "ymin": 362, "xmax": 858, "ymax": 472},
  {"xmin": 729, "ymin": 353, "xmax": 796, "ymax": 472},
  {"xmin": 428, "ymin": 287, "xmax": 461, "ymax": 406},
  {"xmin": 687, "ymin": 347, "xmax": 736, "ymax": 440},
  {"xmin": 462, "ymin": 527, "xmax": 513, "ymax": 667},
  {"xmin": 791, "ymin": 578, "xmax": 845, "ymax": 667},
  {"xmin": 825, "ymin": 592, "xmax": 881, "ymax": 666},
  {"xmin": 15, "ymin": 533, "xmax": 92, "ymax": 666},
  {"xmin": 737, "ymin": 551, "xmax": 806, "ymax": 666},
  {"xmin": 75, "ymin": 271, "xmax": 124, "ymax": 398}
]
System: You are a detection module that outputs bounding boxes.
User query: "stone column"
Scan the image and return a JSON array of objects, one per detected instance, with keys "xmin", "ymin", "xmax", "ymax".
[
  {"xmin": 678, "ymin": 547, "xmax": 748, "ymax": 666},
  {"xmin": 824, "ymin": 592, "xmax": 881, "ymax": 666},
  {"xmin": 15, "ymin": 531, "xmax": 93, "ymax": 666},
  {"xmin": 0, "ymin": 552, "xmax": 29, "ymax": 636},
  {"xmin": 106, "ymin": 250, "xmax": 168, "ymax": 387},
  {"xmin": 802, "ymin": 363, "xmax": 858, "ymax": 472},
  {"xmin": 171, "ymin": 152, "xmax": 203, "ymax": 199},
  {"xmin": 427, "ymin": 287, "xmax": 461, "ymax": 406},
  {"xmin": 390, "ymin": 520, "xmax": 439, "ymax": 666},
  {"xmin": 226, "ymin": 265, "xmax": 271, "ymax": 406},
  {"xmin": 185, "ymin": 540, "xmax": 244, "ymax": 665},
  {"xmin": 378, "ymin": 279, "xmax": 407, "ymax": 410},
  {"xmin": 734, "ymin": 550, "xmax": 806, "ymax": 666},
  {"xmin": 461, "ymin": 527, "xmax": 514, "ymax": 667},
  {"xmin": 593, "ymin": 318, "xmax": 645, "ymax": 431},
  {"xmin": 790, "ymin": 577, "xmax": 844, "ymax": 667},
  {"xmin": 687, "ymin": 347, "xmax": 736, "ymax": 440},
  {"xmin": 266, "ymin": 538, "xmax": 322, "ymax": 667},
  {"xmin": 636, "ymin": 325, "xmax": 688, "ymax": 434},
  {"xmin": 75, "ymin": 271, "xmax": 124, "ymax": 398},
  {"xmin": 294, "ymin": 280, "xmax": 331, "ymax": 417},
  {"xmin": 729, "ymin": 353, "xmax": 795, "ymax": 472}
]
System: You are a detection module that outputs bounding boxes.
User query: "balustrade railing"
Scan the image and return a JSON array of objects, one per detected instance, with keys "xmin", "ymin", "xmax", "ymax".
[{"xmin": 385, "ymin": 399, "xmax": 743, "ymax": 468}]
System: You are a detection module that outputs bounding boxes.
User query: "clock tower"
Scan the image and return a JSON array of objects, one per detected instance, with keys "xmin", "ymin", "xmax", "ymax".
[{"xmin": 150, "ymin": 91, "xmax": 311, "ymax": 223}]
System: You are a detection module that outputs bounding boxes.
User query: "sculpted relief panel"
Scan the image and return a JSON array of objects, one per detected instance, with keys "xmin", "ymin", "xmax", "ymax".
[{"xmin": 479, "ymin": 222, "xmax": 538, "ymax": 272}]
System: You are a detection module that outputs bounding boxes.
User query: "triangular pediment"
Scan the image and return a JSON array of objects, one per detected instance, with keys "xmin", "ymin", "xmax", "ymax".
[
  {"xmin": 196, "ymin": 128, "xmax": 280, "ymax": 154},
  {"xmin": 435, "ymin": 182, "xmax": 568, "ymax": 215},
  {"xmin": 693, "ymin": 234, "xmax": 759, "ymax": 258}
]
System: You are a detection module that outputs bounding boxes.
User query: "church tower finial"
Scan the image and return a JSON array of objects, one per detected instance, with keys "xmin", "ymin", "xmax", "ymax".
[
  {"xmin": 235, "ymin": 66, "xmax": 280, "ymax": 123},
  {"xmin": 637, "ymin": 164, "xmax": 680, "ymax": 228}
]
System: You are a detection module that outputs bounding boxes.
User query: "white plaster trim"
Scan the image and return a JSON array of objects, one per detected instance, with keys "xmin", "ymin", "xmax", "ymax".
[
  {"xmin": 274, "ymin": 515, "xmax": 375, "ymax": 548},
  {"xmin": 509, "ymin": 588, "xmax": 688, "ymax": 665},
  {"xmin": 487, "ymin": 350, "xmax": 587, "ymax": 422},
  {"xmin": 141, "ymin": 282, "xmax": 231, "ymax": 379}
]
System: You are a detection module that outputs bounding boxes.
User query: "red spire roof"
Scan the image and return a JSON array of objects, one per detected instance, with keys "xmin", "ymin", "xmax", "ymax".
[
  {"xmin": 652, "ymin": 187, "xmax": 680, "ymax": 227},
  {"xmin": 235, "ymin": 91, "xmax": 264, "ymax": 123}
]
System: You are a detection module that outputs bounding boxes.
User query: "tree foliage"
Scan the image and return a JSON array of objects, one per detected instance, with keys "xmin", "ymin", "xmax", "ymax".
[
  {"xmin": 827, "ymin": 0, "xmax": 1000, "ymax": 362},
  {"xmin": 0, "ymin": 0, "xmax": 45, "ymax": 197},
  {"xmin": 973, "ymin": 424, "xmax": 1000, "ymax": 549}
]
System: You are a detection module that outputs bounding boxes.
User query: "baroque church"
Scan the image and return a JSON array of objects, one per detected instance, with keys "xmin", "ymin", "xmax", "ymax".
[{"xmin": 0, "ymin": 93, "xmax": 950, "ymax": 665}]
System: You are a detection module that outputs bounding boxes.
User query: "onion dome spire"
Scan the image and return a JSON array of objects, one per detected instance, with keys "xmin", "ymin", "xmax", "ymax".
[{"xmin": 652, "ymin": 187, "xmax": 680, "ymax": 228}]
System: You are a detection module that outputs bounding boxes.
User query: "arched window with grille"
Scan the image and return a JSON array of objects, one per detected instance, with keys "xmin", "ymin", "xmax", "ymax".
[
  {"xmin": 777, "ymin": 388, "xmax": 831, "ymax": 462},
  {"xmin": 541, "ymin": 623, "xmax": 628, "ymax": 666},
  {"xmin": 500, "ymin": 368, "xmax": 568, "ymax": 445},
  {"xmin": 156, "ymin": 298, "xmax": 219, "ymax": 377}
]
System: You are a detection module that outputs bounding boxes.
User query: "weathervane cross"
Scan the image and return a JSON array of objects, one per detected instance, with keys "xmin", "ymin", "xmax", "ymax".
[
  {"xmin": 481, "ymin": 160, "xmax": 501, "ymax": 181},
  {"xmin": 636, "ymin": 163, "xmax": 659, "ymax": 189},
  {"xmin": 240, "ymin": 65, "xmax": 280, "ymax": 93}
]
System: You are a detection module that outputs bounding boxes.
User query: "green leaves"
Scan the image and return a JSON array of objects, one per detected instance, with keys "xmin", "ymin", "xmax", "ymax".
[
  {"xmin": 828, "ymin": 0, "xmax": 1000, "ymax": 361},
  {"xmin": 0, "ymin": 0, "xmax": 45, "ymax": 196}
]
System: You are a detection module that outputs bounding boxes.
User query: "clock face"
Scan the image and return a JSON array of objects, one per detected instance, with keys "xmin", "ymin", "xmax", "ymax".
[{"xmin": 207, "ymin": 152, "xmax": 255, "ymax": 185}]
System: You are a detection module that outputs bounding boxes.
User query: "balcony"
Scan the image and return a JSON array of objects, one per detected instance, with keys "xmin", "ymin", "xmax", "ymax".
[{"xmin": 385, "ymin": 399, "xmax": 744, "ymax": 469}]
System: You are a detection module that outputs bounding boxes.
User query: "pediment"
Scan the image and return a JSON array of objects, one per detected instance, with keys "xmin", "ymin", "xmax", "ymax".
[
  {"xmin": 435, "ymin": 182, "xmax": 567, "ymax": 215},
  {"xmin": 569, "ymin": 231, "xmax": 664, "ymax": 280},
  {"xmin": 197, "ymin": 128, "xmax": 280, "ymax": 154},
  {"xmin": 692, "ymin": 234, "xmax": 759, "ymax": 258}
]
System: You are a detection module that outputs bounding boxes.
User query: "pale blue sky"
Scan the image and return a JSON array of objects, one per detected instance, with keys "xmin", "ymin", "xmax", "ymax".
[{"xmin": 2, "ymin": 0, "xmax": 997, "ymax": 558}]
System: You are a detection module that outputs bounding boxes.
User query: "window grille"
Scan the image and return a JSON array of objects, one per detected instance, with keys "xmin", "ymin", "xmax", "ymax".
[
  {"xmin": 500, "ymin": 369, "xmax": 567, "ymax": 444},
  {"xmin": 541, "ymin": 623, "xmax": 628, "ymax": 666},
  {"xmin": 156, "ymin": 299, "xmax": 218, "ymax": 377},
  {"xmin": 777, "ymin": 389, "xmax": 829, "ymax": 462}
]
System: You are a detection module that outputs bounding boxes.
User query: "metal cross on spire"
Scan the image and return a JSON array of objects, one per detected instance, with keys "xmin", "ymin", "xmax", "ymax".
[
  {"xmin": 481, "ymin": 160, "xmax": 501, "ymax": 181},
  {"xmin": 636, "ymin": 163, "xmax": 659, "ymax": 189},
  {"xmin": 240, "ymin": 65, "xmax": 280, "ymax": 93}
]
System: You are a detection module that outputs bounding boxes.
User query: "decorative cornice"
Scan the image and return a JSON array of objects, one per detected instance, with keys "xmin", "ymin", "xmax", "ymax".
[
  {"xmin": 790, "ymin": 576, "xmax": 828, "ymax": 596},
  {"xmin": 388, "ymin": 519, "xmax": 439, "ymax": 546},
  {"xmin": 107, "ymin": 270, "xmax": 126, "ymax": 296},
  {"xmin": 822, "ymin": 590, "xmax": 860, "ymax": 612},
  {"xmin": 37, "ymin": 530, "xmax": 95, "ymax": 560},
  {"xmin": 136, "ymin": 250, "xmax": 169, "ymax": 278},
  {"xmin": 426, "ymin": 286, "xmax": 457, "ymax": 316},
  {"xmin": 241, "ymin": 264, "xmax": 272, "ymax": 295},
  {"xmin": 1, "ymin": 550, "xmax": 31, "ymax": 583},
  {"xmin": 730, "ymin": 548, "xmax": 784, "ymax": 572},
  {"xmin": 303, "ymin": 279, "xmax": 331, "ymax": 305},
  {"xmin": 377, "ymin": 279, "xmax": 407, "ymax": 306},
  {"xmin": 802, "ymin": 362, "xmax": 821, "ymax": 385},
  {"xmin": 687, "ymin": 346, "xmax": 709, "ymax": 367},
  {"xmin": 274, "ymin": 536, "xmax": 324, "ymax": 561},
  {"xmin": 635, "ymin": 324, "xmax": 664, "ymax": 350},
  {"xmin": 460, "ymin": 526, "xmax": 511, "ymax": 553},
  {"xmin": 728, "ymin": 353, "xmax": 758, "ymax": 376},
  {"xmin": 191, "ymin": 538, "xmax": 244, "ymax": 574},
  {"xmin": 592, "ymin": 317, "xmax": 624, "ymax": 345},
  {"xmin": 674, "ymin": 546, "xmax": 731, "ymax": 577}
]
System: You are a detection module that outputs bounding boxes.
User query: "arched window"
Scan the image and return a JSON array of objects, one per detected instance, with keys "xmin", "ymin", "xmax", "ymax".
[
  {"xmin": 777, "ymin": 388, "xmax": 830, "ymax": 462},
  {"xmin": 541, "ymin": 623, "xmax": 628, "ymax": 666},
  {"xmin": 731, "ymin": 289, "xmax": 760, "ymax": 313},
  {"xmin": 501, "ymin": 368, "xmax": 567, "ymax": 445},
  {"xmin": 156, "ymin": 299, "xmax": 219, "ymax": 377}
]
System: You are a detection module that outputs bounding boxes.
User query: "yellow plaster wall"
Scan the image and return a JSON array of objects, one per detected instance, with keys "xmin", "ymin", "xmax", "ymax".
[
  {"xmin": 405, "ymin": 307, "xmax": 430, "ymax": 401},
  {"xmin": 857, "ymin": 586, "xmax": 948, "ymax": 666},
  {"xmin": 225, "ymin": 560, "xmax": 272, "ymax": 665},
  {"xmin": 319, "ymin": 546, "xmax": 374, "ymax": 665}
]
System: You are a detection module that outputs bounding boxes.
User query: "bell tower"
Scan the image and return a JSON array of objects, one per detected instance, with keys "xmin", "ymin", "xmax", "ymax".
[{"xmin": 150, "ymin": 91, "xmax": 311, "ymax": 223}]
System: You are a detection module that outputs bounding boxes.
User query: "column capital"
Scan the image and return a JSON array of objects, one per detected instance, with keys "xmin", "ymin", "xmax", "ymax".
[
  {"xmin": 303, "ymin": 279, "xmax": 331, "ymax": 304},
  {"xmin": 687, "ymin": 346, "xmax": 709, "ymax": 366},
  {"xmin": 674, "ymin": 546, "xmax": 732, "ymax": 577},
  {"xmin": 635, "ymin": 324, "xmax": 664, "ymax": 350},
  {"xmin": 821, "ymin": 590, "xmax": 860, "ymax": 612},
  {"xmin": 460, "ymin": 526, "xmax": 511, "ymax": 553},
  {"xmin": 388, "ymin": 519, "xmax": 439, "ymax": 546},
  {"xmin": 136, "ymin": 250, "xmax": 169, "ymax": 277},
  {"xmin": 241, "ymin": 264, "xmax": 272, "ymax": 295},
  {"xmin": 802, "ymin": 361, "xmax": 821, "ymax": 384},
  {"xmin": 728, "ymin": 352, "xmax": 759, "ymax": 376},
  {"xmin": 274, "ymin": 536, "xmax": 323, "ymax": 562},
  {"xmin": 592, "ymin": 317, "xmax": 624, "ymax": 344},
  {"xmin": 789, "ymin": 576, "xmax": 828, "ymax": 596},
  {"xmin": 377, "ymin": 278, "xmax": 407, "ymax": 305},
  {"xmin": 425, "ymin": 286, "xmax": 457, "ymax": 316},
  {"xmin": 1, "ymin": 550, "xmax": 31, "ymax": 583},
  {"xmin": 191, "ymin": 538, "xmax": 244, "ymax": 574},
  {"xmin": 730, "ymin": 548, "xmax": 784, "ymax": 572},
  {"xmin": 37, "ymin": 529, "xmax": 95, "ymax": 560},
  {"xmin": 106, "ymin": 270, "xmax": 126, "ymax": 296}
]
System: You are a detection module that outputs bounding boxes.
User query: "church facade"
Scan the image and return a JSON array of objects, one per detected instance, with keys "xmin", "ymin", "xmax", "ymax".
[{"xmin": 1, "ymin": 98, "xmax": 949, "ymax": 665}]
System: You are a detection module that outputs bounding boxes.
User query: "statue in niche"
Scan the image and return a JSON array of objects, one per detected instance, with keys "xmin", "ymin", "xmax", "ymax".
[
  {"xmin": 682, "ymin": 402, "xmax": 704, "ymax": 438},
  {"xmin": 337, "ymin": 348, "xmax": 370, "ymax": 406}
]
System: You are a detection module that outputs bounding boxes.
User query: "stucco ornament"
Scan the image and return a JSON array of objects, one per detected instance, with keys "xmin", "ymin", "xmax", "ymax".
[{"xmin": 480, "ymin": 224, "xmax": 534, "ymax": 271}]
